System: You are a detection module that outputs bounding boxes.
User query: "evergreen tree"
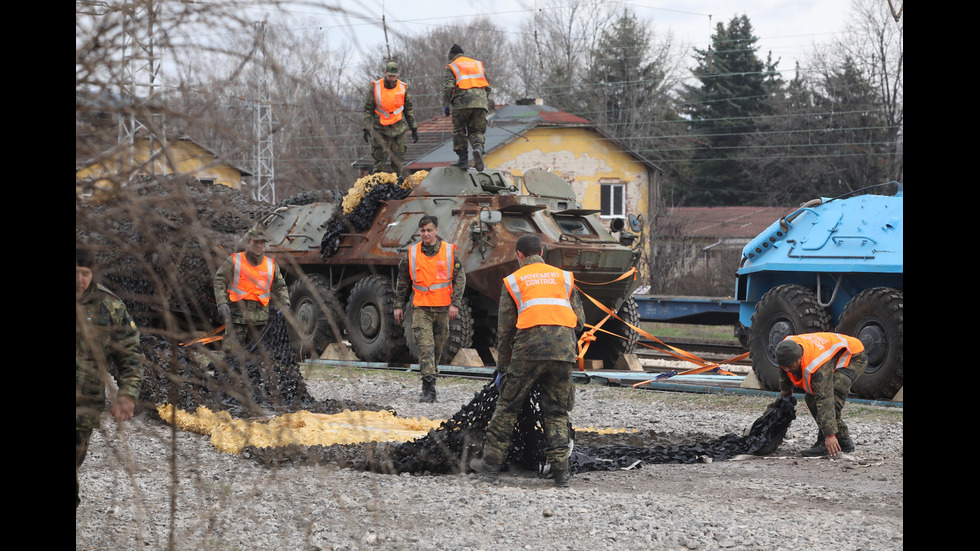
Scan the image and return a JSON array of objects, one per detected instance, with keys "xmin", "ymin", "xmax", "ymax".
[
  {"xmin": 680, "ymin": 15, "xmax": 776, "ymax": 205},
  {"xmin": 583, "ymin": 9, "xmax": 663, "ymax": 150}
]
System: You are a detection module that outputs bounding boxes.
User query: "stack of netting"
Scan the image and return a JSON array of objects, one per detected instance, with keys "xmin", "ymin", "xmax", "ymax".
[
  {"xmin": 140, "ymin": 313, "xmax": 391, "ymax": 419},
  {"xmin": 319, "ymin": 171, "xmax": 426, "ymax": 258}
]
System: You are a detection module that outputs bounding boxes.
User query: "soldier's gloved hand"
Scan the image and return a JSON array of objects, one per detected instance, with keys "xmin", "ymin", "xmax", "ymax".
[
  {"xmin": 217, "ymin": 303, "xmax": 231, "ymax": 319},
  {"xmin": 494, "ymin": 371, "xmax": 506, "ymax": 392},
  {"xmin": 443, "ymin": 106, "xmax": 451, "ymax": 117},
  {"xmin": 411, "ymin": 128, "xmax": 419, "ymax": 143},
  {"xmin": 363, "ymin": 129, "xmax": 371, "ymax": 143}
]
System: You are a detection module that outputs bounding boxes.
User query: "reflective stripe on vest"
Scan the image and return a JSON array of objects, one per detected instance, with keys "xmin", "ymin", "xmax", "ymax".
[
  {"xmin": 504, "ymin": 264, "xmax": 577, "ymax": 329},
  {"xmin": 409, "ymin": 241, "xmax": 455, "ymax": 307},
  {"xmin": 448, "ymin": 57, "xmax": 489, "ymax": 90},
  {"xmin": 785, "ymin": 333, "xmax": 865, "ymax": 394},
  {"xmin": 374, "ymin": 79, "xmax": 406, "ymax": 126},
  {"xmin": 228, "ymin": 253, "xmax": 275, "ymax": 306}
]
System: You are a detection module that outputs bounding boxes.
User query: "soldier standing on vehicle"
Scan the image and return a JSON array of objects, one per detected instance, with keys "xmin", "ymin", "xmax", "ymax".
[
  {"xmin": 442, "ymin": 44, "xmax": 491, "ymax": 171},
  {"xmin": 213, "ymin": 228, "xmax": 290, "ymax": 356},
  {"xmin": 76, "ymin": 243, "xmax": 145, "ymax": 508},
  {"xmin": 774, "ymin": 332, "xmax": 868, "ymax": 457},
  {"xmin": 364, "ymin": 60, "xmax": 418, "ymax": 177},
  {"xmin": 394, "ymin": 215, "xmax": 465, "ymax": 403},
  {"xmin": 472, "ymin": 234, "xmax": 585, "ymax": 487}
]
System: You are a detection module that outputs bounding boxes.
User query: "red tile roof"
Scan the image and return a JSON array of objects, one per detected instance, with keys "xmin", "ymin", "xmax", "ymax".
[{"xmin": 659, "ymin": 206, "xmax": 796, "ymax": 239}]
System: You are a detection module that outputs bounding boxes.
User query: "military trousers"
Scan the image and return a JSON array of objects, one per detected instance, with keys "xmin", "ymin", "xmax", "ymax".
[
  {"xmin": 413, "ymin": 306, "xmax": 449, "ymax": 379},
  {"xmin": 483, "ymin": 358, "xmax": 575, "ymax": 471},
  {"xmin": 221, "ymin": 322, "xmax": 266, "ymax": 356},
  {"xmin": 804, "ymin": 351, "xmax": 868, "ymax": 439},
  {"xmin": 77, "ymin": 428, "xmax": 93, "ymax": 508},
  {"xmin": 370, "ymin": 129, "xmax": 407, "ymax": 176},
  {"xmin": 451, "ymin": 108, "xmax": 487, "ymax": 154}
]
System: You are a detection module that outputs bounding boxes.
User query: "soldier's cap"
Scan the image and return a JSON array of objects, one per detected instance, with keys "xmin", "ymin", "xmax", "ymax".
[
  {"xmin": 247, "ymin": 228, "xmax": 270, "ymax": 242},
  {"xmin": 385, "ymin": 61, "xmax": 399, "ymax": 76},
  {"xmin": 774, "ymin": 339, "xmax": 804, "ymax": 367},
  {"xmin": 449, "ymin": 44, "xmax": 464, "ymax": 57},
  {"xmin": 76, "ymin": 243, "xmax": 96, "ymax": 269}
]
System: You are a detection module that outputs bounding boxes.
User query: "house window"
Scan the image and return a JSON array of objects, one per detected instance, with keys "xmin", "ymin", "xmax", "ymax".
[{"xmin": 600, "ymin": 183, "xmax": 625, "ymax": 218}]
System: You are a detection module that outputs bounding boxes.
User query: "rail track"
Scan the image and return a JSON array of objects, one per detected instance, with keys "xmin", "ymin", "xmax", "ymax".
[{"xmin": 304, "ymin": 336, "xmax": 903, "ymax": 408}]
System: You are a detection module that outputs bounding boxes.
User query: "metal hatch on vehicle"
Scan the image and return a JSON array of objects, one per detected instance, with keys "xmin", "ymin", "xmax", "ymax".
[{"xmin": 522, "ymin": 168, "xmax": 577, "ymax": 200}]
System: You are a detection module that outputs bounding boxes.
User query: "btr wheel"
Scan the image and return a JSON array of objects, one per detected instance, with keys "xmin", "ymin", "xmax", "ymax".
[
  {"xmin": 345, "ymin": 275, "xmax": 407, "ymax": 362},
  {"xmin": 837, "ymin": 287, "xmax": 903, "ymax": 400},
  {"xmin": 288, "ymin": 273, "xmax": 342, "ymax": 359},
  {"xmin": 749, "ymin": 285, "xmax": 831, "ymax": 391}
]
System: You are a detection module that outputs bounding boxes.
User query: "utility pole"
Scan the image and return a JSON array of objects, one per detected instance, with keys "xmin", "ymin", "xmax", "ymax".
[
  {"xmin": 253, "ymin": 100, "xmax": 276, "ymax": 203},
  {"xmin": 119, "ymin": 0, "xmax": 166, "ymax": 181},
  {"xmin": 251, "ymin": 21, "xmax": 276, "ymax": 204}
]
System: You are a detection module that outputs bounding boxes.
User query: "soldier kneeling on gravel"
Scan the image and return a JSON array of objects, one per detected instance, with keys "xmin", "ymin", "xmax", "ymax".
[{"xmin": 774, "ymin": 333, "xmax": 867, "ymax": 458}]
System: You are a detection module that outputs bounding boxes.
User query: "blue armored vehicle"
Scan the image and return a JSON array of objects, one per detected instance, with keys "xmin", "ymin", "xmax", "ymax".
[{"xmin": 735, "ymin": 183, "xmax": 903, "ymax": 399}]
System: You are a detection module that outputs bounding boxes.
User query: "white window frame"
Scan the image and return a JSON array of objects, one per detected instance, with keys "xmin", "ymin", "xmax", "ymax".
[{"xmin": 600, "ymin": 182, "xmax": 626, "ymax": 219}]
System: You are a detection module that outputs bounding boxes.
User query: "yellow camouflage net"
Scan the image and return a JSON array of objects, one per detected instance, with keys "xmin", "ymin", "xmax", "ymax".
[
  {"xmin": 156, "ymin": 403, "xmax": 633, "ymax": 455},
  {"xmin": 341, "ymin": 170, "xmax": 429, "ymax": 214},
  {"xmin": 157, "ymin": 404, "xmax": 443, "ymax": 455}
]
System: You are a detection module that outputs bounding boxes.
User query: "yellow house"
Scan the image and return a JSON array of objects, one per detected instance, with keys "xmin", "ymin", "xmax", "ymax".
[
  {"xmin": 402, "ymin": 101, "xmax": 662, "ymax": 230},
  {"xmin": 76, "ymin": 134, "xmax": 251, "ymax": 199}
]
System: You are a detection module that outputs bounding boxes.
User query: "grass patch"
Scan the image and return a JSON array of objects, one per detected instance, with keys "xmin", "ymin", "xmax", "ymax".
[{"xmin": 641, "ymin": 322, "xmax": 737, "ymax": 341}]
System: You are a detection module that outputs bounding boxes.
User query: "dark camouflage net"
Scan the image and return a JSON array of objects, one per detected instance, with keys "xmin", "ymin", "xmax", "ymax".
[
  {"xmin": 320, "ymin": 182, "xmax": 412, "ymax": 258},
  {"xmin": 161, "ymin": 314, "xmax": 799, "ymax": 475},
  {"xmin": 139, "ymin": 313, "xmax": 393, "ymax": 419}
]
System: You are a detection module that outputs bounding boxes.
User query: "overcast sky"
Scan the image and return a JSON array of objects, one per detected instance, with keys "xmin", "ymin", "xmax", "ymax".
[{"xmin": 258, "ymin": 0, "xmax": 857, "ymax": 74}]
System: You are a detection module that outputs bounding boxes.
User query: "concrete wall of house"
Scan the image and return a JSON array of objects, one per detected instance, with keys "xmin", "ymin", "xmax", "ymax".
[
  {"xmin": 76, "ymin": 139, "xmax": 243, "ymax": 194},
  {"xmin": 487, "ymin": 127, "xmax": 650, "ymax": 221}
]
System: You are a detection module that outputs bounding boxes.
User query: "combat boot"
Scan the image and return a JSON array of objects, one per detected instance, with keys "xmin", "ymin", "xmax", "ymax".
[
  {"xmin": 801, "ymin": 431, "xmax": 829, "ymax": 457},
  {"xmin": 838, "ymin": 436, "xmax": 855, "ymax": 453},
  {"xmin": 470, "ymin": 457, "xmax": 501, "ymax": 481},
  {"xmin": 553, "ymin": 469, "xmax": 571, "ymax": 488},
  {"xmin": 453, "ymin": 153, "xmax": 469, "ymax": 169},
  {"xmin": 472, "ymin": 144, "xmax": 485, "ymax": 171},
  {"xmin": 419, "ymin": 377, "xmax": 437, "ymax": 403}
]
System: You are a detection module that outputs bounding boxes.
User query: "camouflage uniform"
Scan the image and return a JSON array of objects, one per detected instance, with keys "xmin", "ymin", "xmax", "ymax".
[
  {"xmin": 213, "ymin": 252, "xmax": 290, "ymax": 355},
  {"xmin": 394, "ymin": 237, "xmax": 466, "ymax": 379},
  {"xmin": 363, "ymin": 77, "xmax": 417, "ymax": 176},
  {"xmin": 482, "ymin": 255, "xmax": 585, "ymax": 473},
  {"xmin": 442, "ymin": 53, "xmax": 491, "ymax": 160},
  {"xmin": 76, "ymin": 281, "xmax": 145, "ymax": 507},
  {"xmin": 779, "ymin": 350, "xmax": 868, "ymax": 441}
]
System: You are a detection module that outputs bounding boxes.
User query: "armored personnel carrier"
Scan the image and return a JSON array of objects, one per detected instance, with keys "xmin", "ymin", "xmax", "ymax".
[
  {"xmin": 735, "ymin": 183, "xmax": 903, "ymax": 399},
  {"xmin": 260, "ymin": 167, "xmax": 643, "ymax": 367}
]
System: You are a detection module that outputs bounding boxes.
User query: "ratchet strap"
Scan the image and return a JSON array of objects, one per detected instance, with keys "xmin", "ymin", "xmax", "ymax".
[
  {"xmin": 180, "ymin": 325, "xmax": 226, "ymax": 347},
  {"xmin": 573, "ymin": 268, "xmax": 748, "ymax": 381}
]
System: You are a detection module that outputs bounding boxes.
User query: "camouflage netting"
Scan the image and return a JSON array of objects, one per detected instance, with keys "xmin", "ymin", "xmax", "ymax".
[
  {"xmin": 230, "ymin": 315, "xmax": 797, "ymax": 475},
  {"xmin": 76, "ymin": 174, "xmax": 273, "ymax": 329},
  {"xmin": 139, "ymin": 314, "xmax": 392, "ymax": 419},
  {"xmin": 320, "ymin": 172, "xmax": 423, "ymax": 258}
]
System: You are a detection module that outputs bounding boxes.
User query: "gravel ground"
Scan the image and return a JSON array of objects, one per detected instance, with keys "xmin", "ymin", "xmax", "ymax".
[{"xmin": 76, "ymin": 366, "xmax": 903, "ymax": 550}]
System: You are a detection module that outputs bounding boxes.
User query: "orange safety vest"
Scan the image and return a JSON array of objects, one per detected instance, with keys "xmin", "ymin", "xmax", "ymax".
[
  {"xmin": 373, "ymin": 79, "xmax": 406, "ymax": 126},
  {"xmin": 783, "ymin": 333, "xmax": 865, "ymax": 394},
  {"xmin": 447, "ymin": 57, "xmax": 489, "ymax": 90},
  {"xmin": 504, "ymin": 263, "xmax": 577, "ymax": 329},
  {"xmin": 409, "ymin": 241, "xmax": 456, "ymax": 307},
  {"xmin": 228, "ymin": 252, "xmax": 276, "ymax": 306}
]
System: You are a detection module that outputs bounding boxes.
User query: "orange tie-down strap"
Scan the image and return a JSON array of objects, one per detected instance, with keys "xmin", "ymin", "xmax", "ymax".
[
  {"xmin": 180, "ymin": 325, "xmax": 226, "ymax": 347},
  {"xmin": 574, "ymin": 271, "xmax": 748, "ymax": 385}
]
